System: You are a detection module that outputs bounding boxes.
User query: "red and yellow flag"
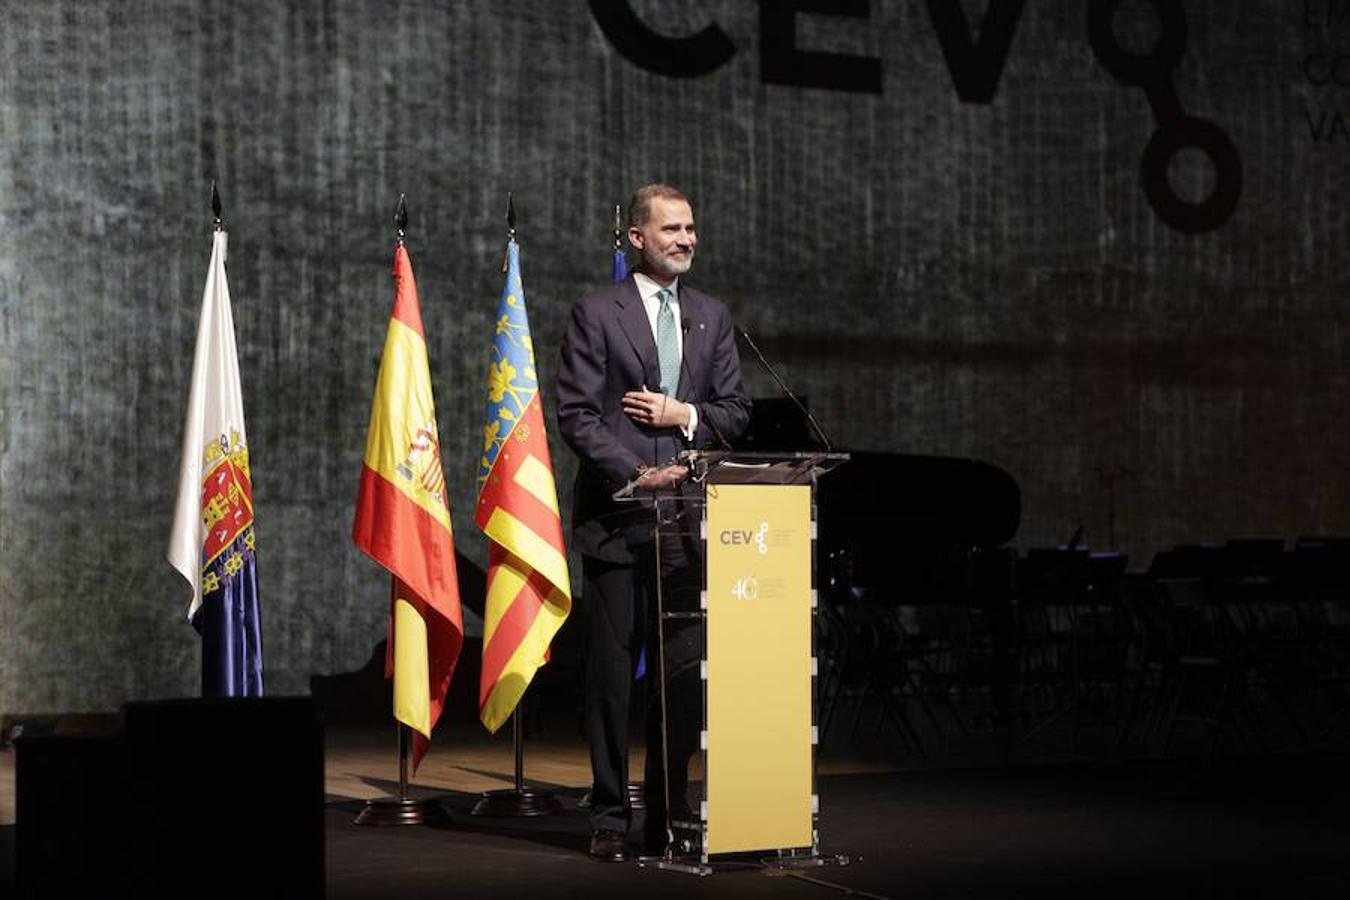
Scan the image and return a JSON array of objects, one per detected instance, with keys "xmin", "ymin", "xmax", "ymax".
[
  {"xmin": 475, "ymin": 239, "xmax": 571, "ymax": 732},
  {"xmin": 353, "ymin": 244, "xmax": 464, "ymax": 769}
]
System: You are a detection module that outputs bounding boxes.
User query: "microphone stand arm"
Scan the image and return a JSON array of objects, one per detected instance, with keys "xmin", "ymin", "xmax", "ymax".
[{"xmin": 738, "ymin": 328, "xmax": 834, "ymax": 452}]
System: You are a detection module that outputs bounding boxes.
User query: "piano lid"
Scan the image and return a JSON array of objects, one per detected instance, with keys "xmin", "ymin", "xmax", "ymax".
[
  {"xmin": 738, "ymin": 397, "xmax": 1020, "ymax": 549},
  {"xmin": 815, "ymin": 450, "xmax": 1020, "ymax": 549}
]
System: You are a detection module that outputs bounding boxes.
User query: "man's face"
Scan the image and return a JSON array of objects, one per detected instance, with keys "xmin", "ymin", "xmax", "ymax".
[{"xmin": 629, "ymin": 196, "xmax": 697, "ymax": 283}]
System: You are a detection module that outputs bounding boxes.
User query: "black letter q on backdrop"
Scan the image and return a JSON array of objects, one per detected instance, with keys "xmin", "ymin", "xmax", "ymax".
[
  {"xmin": 1088, "ymin": 0, "xmax": 1242, "ymax": 233},
  {"xmin": 588, "ymin": 0, "xmax": 737, "ymax": 77}
]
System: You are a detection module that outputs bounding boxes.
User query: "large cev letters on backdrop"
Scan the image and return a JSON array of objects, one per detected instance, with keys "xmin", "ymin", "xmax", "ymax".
[
  {"xmin": 587, "ymin": 0, "xmax": 1023, "ymax": 99},
  {"xmin": 924, "ymin": 0, "xmax": 1026, "ymax": 102},
  {"xmin": 587, "ymin": 0, "xmax": 737, "ymax": 77},
  {"xmin": 590, "ymin": 0, "xmax": 1242, "ymax": 233}
]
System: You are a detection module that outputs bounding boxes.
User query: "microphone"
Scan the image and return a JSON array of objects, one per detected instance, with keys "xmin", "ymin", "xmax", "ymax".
[
  {"xmin": 738, "ymin": 327, "xmax": 833, "ymax": 452},
  {"xmin": 681, "ymin": 317, "xmax": 732, "ymax": 450}
]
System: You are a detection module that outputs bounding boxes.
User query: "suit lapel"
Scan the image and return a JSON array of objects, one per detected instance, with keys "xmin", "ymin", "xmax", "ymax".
[
  {"xmin": 676, "ymin": 288, "xmax": 705, "ymax": 402},
  {"xmin": 616, "ymin": 276, "xmax": 662, "ymax": 391}
]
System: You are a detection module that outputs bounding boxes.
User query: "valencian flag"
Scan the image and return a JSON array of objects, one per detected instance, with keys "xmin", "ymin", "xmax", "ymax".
[
  {"xmin": 168, "ymin": 229, "xmax": 264, "ymax": 697},
  {"xmin": 353, "ymin": 244, "xmax": 464, "ymax": 770},
  {"xmin": 476, "ymin": 239, "xmax": 571, "ymax": 732},
  {"xmin": 613, "ymin": 241, "xmax": 627, "ymax": 283}
]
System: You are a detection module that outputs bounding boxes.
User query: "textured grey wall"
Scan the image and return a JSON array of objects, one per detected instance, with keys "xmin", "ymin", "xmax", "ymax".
[{"xmin": 0, "ymin": 0, "xmax": 1345, "ymax": 712}]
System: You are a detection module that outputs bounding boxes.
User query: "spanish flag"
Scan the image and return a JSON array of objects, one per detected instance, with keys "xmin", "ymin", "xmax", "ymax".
[
  {"xmin": 353, "ymin": 244, "xmax": 463, "ymax": 769},
  {"xmin": 476, "ymin": 239, "xmax": 571, "ymax": 733}
]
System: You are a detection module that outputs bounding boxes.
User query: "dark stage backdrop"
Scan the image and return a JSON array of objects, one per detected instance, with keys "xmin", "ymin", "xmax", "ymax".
[{"xmin": 0, "ymin": 1, "xmax": 1345, "ymax": 712}]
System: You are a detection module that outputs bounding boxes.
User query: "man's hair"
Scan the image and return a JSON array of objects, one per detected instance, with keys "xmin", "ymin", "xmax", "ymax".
[{"xmin": 628, "ymin": 183, "xmax": 692, "ymax": 227}]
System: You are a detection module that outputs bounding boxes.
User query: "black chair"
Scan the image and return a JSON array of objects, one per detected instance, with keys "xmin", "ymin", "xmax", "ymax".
[
  {"xmin": 1289, "ymin": 537, "xmax": 1350, "ymax": 742},
  {"xmin": 1017, "ymin": 549, "xmax": 1133, "ymax": 752},
  {"xmin": 1149, "ymin": 545, "xmax": 1273, "ymax": 758}
]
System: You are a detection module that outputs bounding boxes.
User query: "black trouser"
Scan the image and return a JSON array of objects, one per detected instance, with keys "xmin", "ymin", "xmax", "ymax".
[{"xmin": 584, "ymin": 531, "xmax": 703, "ymax": 838}]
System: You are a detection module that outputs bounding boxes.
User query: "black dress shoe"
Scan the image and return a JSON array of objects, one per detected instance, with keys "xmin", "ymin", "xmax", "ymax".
[{"xmin": 589, "ymin": 829, "xmax": 628, "ymax": 863}]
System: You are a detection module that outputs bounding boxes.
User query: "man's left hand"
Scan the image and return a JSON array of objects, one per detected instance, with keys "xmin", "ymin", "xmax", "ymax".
[
  {"xmin": 634, "ymin": 463, "xmax": 689, "ymax": 491},
  {"xmin": 622, "ymin": 387, "xmax": 691, "ymax": 430}
]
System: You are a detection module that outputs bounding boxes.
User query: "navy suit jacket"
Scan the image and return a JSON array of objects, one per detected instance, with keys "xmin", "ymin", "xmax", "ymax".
[{"xmin": 557, "ymin": 274, "xmax": 751, "ymax": 563}]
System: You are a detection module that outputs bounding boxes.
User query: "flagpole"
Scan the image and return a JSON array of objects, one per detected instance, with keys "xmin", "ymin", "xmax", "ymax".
[
  {"xmin": 513, "ymin": 705, "xmax": 524, "ymax": 792},
  {"xmin": 616, "ymin": 200, "xmax": 645, "ymax": 813},
  {"xmin": 472, "ymin": 193, "xmax": 562, "ymax": 818},
  {"xmin": 577, "ymin": 204, "xmax": 644, "ymax": 816},
  {"xmin": 399, "ymin": 710, "xmax": 410, "ymax": 799},
  {"xmin": 472, "ymin": 702, "xmax": 562, "ymax": 816},
  {"xmin": 355, "ymin": 194, "xmax": 449, "ymax": 828}
]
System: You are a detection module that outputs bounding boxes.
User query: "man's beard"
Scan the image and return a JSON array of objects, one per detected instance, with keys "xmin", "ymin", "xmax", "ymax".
[{"xmin": 647, "ymin": 249, "xmax": 693, "ymax": 280}]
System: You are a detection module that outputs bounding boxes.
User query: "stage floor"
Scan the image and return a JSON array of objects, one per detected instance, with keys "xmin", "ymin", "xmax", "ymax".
[
  {"xmin": 318, "ymin": 730, "xmax": 1350, "ymax": 899},
  {"xmin": 4, "ymin": 725, "xmax": 1350, "ymax": 898}
]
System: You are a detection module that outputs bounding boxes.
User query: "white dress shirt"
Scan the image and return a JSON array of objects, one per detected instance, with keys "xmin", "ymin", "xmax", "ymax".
[{"xmin": 632, "ymin": 271, "xmax": 698, "ymax": 439}]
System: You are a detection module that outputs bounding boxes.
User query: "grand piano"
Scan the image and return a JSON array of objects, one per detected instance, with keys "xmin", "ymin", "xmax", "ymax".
[
  {"xmin": 739, "ymin": 397, "xmax": 1022, "ymax": 752},
  {"xmin": 738, "ymin": 397, "xmax": 1021, "ymax": 575}
]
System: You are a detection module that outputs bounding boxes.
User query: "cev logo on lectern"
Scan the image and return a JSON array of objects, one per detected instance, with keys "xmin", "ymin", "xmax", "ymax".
[{"xmin": 718, "ymin": 521, "xmax": 769, "ymax": 554}]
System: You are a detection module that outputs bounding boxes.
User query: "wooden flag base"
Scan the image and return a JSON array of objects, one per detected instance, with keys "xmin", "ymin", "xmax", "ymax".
[
  {"xmin": 471, "ymin": 786, "xmax": 562, "ymax": 817},
  {"xmin": 470, "ymin": 705, "xmax": 561, "ymax": 817},
  {"xmin": 354, "ymin": 796, "xmax": 449, "ymax": 827},
  {"xmin": 353, "ymin": 718, "xmax": 445, "ymax": 826}
]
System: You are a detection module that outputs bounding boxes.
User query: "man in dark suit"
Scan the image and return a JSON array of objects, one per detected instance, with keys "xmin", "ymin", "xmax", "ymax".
[{"xmin": 557, "ymin": 184, "xmax": 751, "ymax": 862}]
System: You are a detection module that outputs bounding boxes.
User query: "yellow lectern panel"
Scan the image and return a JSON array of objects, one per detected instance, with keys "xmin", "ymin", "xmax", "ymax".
[{"xmin": 705, "ymin": 483, "xmax": 813, "ymax": 854}]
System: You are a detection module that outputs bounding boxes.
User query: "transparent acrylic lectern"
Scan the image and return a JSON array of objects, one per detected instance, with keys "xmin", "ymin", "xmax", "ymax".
[{"xmin": 621, "ymin": 450, "xmax": 849, "ymax": 875}]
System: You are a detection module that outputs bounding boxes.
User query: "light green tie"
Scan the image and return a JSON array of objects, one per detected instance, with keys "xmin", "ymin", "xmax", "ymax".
[{"xmin": 656, "ymin": 287, "xmax": 679, "ymax": 396}]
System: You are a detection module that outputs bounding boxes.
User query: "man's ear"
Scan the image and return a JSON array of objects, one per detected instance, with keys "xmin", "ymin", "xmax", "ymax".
[{"xmin": 627, "ymin": 225, "xmax": 644, "ymax": 250}]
